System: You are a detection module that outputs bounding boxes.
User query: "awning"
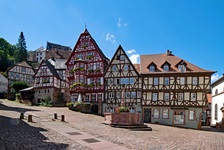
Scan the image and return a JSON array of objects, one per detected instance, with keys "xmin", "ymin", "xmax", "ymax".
[{"xmin": 19, "ymin": 87, "xmax": 34, "ymax": 92}]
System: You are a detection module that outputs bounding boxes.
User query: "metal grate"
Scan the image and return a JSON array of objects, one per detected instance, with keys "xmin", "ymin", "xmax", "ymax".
[
  {"xmin": 82, "ymin": 138, "xmax": 100, "ymax": 143},
  {"xmin": 66, "ymin": 132, "xmax": 82, "ymax": 135}
]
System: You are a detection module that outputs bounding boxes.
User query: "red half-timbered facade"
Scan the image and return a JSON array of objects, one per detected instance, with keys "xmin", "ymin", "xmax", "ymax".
[
  {"xmin": 33, "ymin": 58, "xmax": 69, "ymax": 104},
  {"xmin": 7, "ymin": 61, "xmax": 35, "ymax": 99},
  {"xmin": 103, "ymin": 45, "xmax": 142, "ymax": 114},
  {"xmin": 141, "ymin": 50, "xmax": 214, "ymax": 129},
  {"xmin": 65, "ymin": 29, "xmax": 109, "ymax": 114}
]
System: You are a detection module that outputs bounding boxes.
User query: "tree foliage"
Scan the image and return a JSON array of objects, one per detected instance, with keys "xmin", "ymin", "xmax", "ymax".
[
  {"xmin": 14, "ymin": 32, "xmax": 28, "ymax": 63},
  {"xmin": 0, "ymin": 38, "xmax": 16, "ymax": 72},
  {"xmin": 11, "ymin": 81, "xmax": 28, "ymax": 93}
]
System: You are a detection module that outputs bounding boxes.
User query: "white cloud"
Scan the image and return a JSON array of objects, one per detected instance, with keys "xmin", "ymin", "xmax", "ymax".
[
  {"xmin": 211, "ymin": 73, "xmax": 222, "ymax": 83},
  {"xmin": 126, "ymin": 49, "xmax": 140, "ymax": 64},
  {"xmin": 118, "ymin": 18, "xmax": 121, "ymax": 27},
  {"xmin": 117, "ymin": 17, "xmax": 127, "ymax": 27},
  {"xmin": 127, "ymin": 49, "xmax": 136, "ymax": 54},
  {"xmin": 106, "ymin": 33, "xmax": 116, "ymax": 43},
  {"xmin": 129, "ymin": 54, "xmax": 140, "ymax": 64}
]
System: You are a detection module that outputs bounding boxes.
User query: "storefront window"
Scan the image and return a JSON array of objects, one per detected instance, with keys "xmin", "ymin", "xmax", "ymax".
[
  {"xmin": 153, "ymin": 108, "xmax": 160, "ymax": 118},
  {"xmin": 163, "ymin": 108, "xmax": 169, "ymax": 119},
  {"xmin": 174, "ymin": 110, "xmax": 185, "ymax": 124}
]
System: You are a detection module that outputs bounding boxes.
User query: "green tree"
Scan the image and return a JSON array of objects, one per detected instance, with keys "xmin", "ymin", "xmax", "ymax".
[
  {"xmin": 0, "ymin": 38, "xmax": 11, "ymax": 72},
  {"xmin": 14, "ymin": 32, "xmax": 28, "ymax": 63},
  {"xmin": 11, "ymin": 81, "xmax": 28, "ymax": 93}
]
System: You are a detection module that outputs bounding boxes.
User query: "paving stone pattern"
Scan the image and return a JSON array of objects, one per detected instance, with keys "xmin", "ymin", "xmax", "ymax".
[{"xmin": 1, "ymin": 99, "xmax": 224, "ymax": 150}]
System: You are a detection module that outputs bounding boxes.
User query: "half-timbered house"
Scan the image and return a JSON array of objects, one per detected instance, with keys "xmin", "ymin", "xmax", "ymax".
[
  {"xmin": 0, "ymin": 73, "xmax": 8, "ymax": 98},
  {"xmin": 104, "ymin": 45, "xmax": 142, "ymax": 114},
  {"xmin": 140, "ymin": 50, "xmax": 214, "ymax": 129},
  {"xmin": 33, "ymin": 58, "xmax": 69, "ymax": 105},
  {"xmin": 65, "ymin": 29, "xmax": 109, "ymax": 114},
  {"xmin": 7, "ymin": 61, "xmax": 35, "ymax": 99}
]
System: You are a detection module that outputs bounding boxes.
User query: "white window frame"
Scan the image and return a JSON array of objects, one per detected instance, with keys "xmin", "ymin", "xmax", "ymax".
[
  {"xmin": 191, "ymin": 93, "xmax": 196, "ymax": 101},
  {"xmin": 109, "ymin": 92, "xmax": 114, "ymax": 98},
  {"xmin": 180, "ymin": 77, "xmax": 185, "ymax": 85},
  {"xmin": 116, "ymin": 92, "xmax": 121, "ymax": 98},
  {"xmin": 192, "ymin": 77, "xmax": 198, "ymax": 85},
  {"xmin": 112, "ymin": 65, "xmax": 117, "ymax": 71},
  {"xmin": 149, "ymin": 65, "xmax": 155, "ymax": 72},
  {"xmin": 130, "ymin": 78, "xmax": 135, "ymax": 84},
  {"xmin": 154, "ymin": 77, "xmax": 159, "ymax": 85},
  {"xmin": 131, "ymin": 92, "xmax": 136, "ymax": 98},
  {"xmin": 125, "ymin": 78, "xmax": 129, "ymax": 84},
  {"xmin": 124, "ymin": 64, "xmax": 129, "ymax": 71},
  {"xmin": 126, "ymin": 92, "xmax": 131, "ymax": 98},
  {"xmin": 178, "ymin": 64, "xmax": 186, "ymax": 73},
  {"xmin": 178, "ymin": 93, "xmax": 183, "ymax": 101},
  {"xmin": 164, "ymin": 93, "xmax": 169, "ymax": 101},
  {"xmin": 120, "ymin": 55, "xmax": 125, "ymax": 60},
  {"xmin": 163, "ymin": 64, "xmax": 169, "ymax": 72},
  {"xmin": 153, "ymin": 108, "xmax": 160, "ymax": 118},
  {"xmin": 152, "ymin": 93, "xmax": 158, "ymax": 101},
  {"xmin": 164, "ymin": 77, "xmax": 169, "ymax": 85}
]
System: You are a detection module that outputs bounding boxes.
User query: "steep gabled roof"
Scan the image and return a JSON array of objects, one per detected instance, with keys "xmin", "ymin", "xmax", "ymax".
[
  {"xmin": 66, "ymin": 29, "xmax": 108, "ymax": 65},
  {"xmin": 45, "ymin": 49, "xmax": 72, "ymax": 60},
  {"xmin": 104, "ymin": 45, "xmax": 140, "ymax": 77},
  {"xmin": 46, "ymin": 41, "xmax": 71, "ymax": 51},
  {"xmin": 34, "ymin": 60, "xmax": 61, "ymax": 80},
  {"xmin": 140, "ymin": 52, "xmax": 214, "ymax": 74}
]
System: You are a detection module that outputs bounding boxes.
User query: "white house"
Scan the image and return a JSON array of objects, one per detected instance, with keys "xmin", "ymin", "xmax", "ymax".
[
  {"xmin": 211, "ymin": 74, "xmax": 224, "ymax": 126},
  {"xmin": 0, "ymin": 73, "xmax": 8, "ymax": 93}
]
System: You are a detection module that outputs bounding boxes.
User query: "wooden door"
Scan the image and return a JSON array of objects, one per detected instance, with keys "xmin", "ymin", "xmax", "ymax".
[{"xmin": 144, "ymin": 109, "xmax": 151, "ymax": 123}]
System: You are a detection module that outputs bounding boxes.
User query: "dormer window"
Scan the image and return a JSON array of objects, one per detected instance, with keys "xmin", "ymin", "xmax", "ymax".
[
  {"xmin": 176, "ymin": 60, "xmax": 187, "ymax": 73},
  {"xmin": 178, "ymin": 64, "xmax": 186, "ymax": 73},
  {"xmin": 149, "ymin": 65, "xmax": 155, "ymax": 72},
  {"xmin": 163, "ymin": 64, "xmax": 169, "ymax": 72}
]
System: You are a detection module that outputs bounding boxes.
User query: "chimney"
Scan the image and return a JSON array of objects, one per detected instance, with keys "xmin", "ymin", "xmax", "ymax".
[{"xmin": 166, "ymin": 50, "xmax": 172, "ymax": 56}]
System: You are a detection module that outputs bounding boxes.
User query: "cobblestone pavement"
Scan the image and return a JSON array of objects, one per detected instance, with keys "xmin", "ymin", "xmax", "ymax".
[
  {"xmin": 1, "ymin": 99, "xmax": 224, "ymax": 150},
  {"xmin": 0, "ymin": 100, "xmax": 91, "ymax": 150}
]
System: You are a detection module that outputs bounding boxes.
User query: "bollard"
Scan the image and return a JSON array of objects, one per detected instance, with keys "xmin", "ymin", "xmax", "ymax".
[
  {"xmin": 20, "ymin": 113, "xmax": 24, "ymax": 119},
  {"xmin": 54, "ymin": 113, "xmax": 58, "ymax": 119},
  {"xmin": 61, "ymin": 115, "xmax": 65, "ymax": 122},
  {"xmin": 28, "ymin": 115, "xmax": 32, "ymax": 122}
]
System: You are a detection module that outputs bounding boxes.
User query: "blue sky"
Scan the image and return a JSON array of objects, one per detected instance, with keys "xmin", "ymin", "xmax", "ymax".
[{"xmin": 1, "ymin": 0, "xmax": 224, "ymax": 82}]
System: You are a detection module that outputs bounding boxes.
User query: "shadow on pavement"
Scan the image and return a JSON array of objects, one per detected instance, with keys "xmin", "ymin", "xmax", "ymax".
[
  {"xmin": 0, "ymin": 115, "xmax": 70, "ymax": 150},
  {"xmin": 0, "ymin": 100, "xmax": 39, "ymax": 113}
]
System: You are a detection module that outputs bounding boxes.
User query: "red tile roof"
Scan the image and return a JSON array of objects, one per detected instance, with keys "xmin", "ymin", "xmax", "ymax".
[{"xmin": 140, "ymin": 52, "xmax": 213, "ymax": 74}]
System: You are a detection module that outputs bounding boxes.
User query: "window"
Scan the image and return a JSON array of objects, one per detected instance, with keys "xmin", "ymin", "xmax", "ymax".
[
  {"xmin": 153, "ymin": 108, "xmax": 160, "ymax": 118},
  {"xmin": 174, "ymin": 110, "xmax": 185, "ymax": 124},
  {"xmin": 163, "ymin": 109, "xmax": 169, "ymax": 119},
  {"xmin": 126, "ymin": 92, "xmax": 130, "ymax": 98},
  {"xmin": 130, "ymin": 78, "xmax": 135, "ymax": 84},
  {"xmin": 92, "ymin": 94, "xmax": 96, "ymax": 101},
  {"xmin": 97, "ymin": 78, "xmax": 101, "ymax": 84},
  {"xmin": 178, "ymin": 93, "xmax": 183, "ymax": 101},
  {"xmin": 116, "ymin": 92, "xmax": 121, "ymax": 98},
  {"xmin": 121, "ymin": 78, "xmax": 125, "ymax": 84},
  {"xmin": 189, "ymin": 110, "xmax": 195, "ymax": 120},
  {"xmin": 86, "ymin": 95, "xmax": 89, "ymax": 102},
  {"xmin": 21, "ymin": 67, "xmax": 26, "ymax": 73},
  {"xmin": 163, "ymin": 64, "xmax": 169, "ymax": 72},
  {"xmin": 120, "ymin": 55, "xmax": 125, "ymax": 60},
  {"xmin": 153, "ymin": 77, "xmax": 159, "ymax": 85},
  {"xmin": 124, "ymin": 64, "xmax": 129, "ymax": 71},
  {"xmin": 180, "ymin": 77, "xmax": 185, "ymax": 85},
  {"xmin": 137, "ymin": 92, "xmax": 141, "ymax": 98},
  {"xmin": 149, "ymin": 65, "xmax": 155, "ymax": 72},
  {"xmin": 97, "ymin": 94, "xmax": 102, "ymax": 101},
  {"xmin": 129, "ymin": 107, "xmax": 135, "ymax": 113},
  {"xmin": 108, "ymin": 79, "xmax": 113, "ymax": 85},
  {"xmin": 191, "ymin": 93, "xmax": 196, "ymax": 101},
  {"xmin": 178, "ymin": 64, "xmax": 186, "ymax": 73},
  {"xmin": 106, "ymin": 107, "xmax": 114, "ymax": 113},
  {"xmin": 164, "ymin": 93, "xmax": 169, "ymax": 101},
  {"xmin": 116, "ymin": 78, "xmax": 120, "ymax": 85},
  {"xmin": 131, "ymin": 92, "xmax": 136, "ymax": 98},
  {"xmin": 215, "ymin": 89, "xmax": 218, "ymax": 95},
  {"xmin": 109, "ymin": 92, "xmax": 114, "ymax": 98},
  {"xmin": 112, "ymin": 65, "xmax": 117, "ymax": 71},
  {"xmin": 152, "ymin": 93, "xmax": 158, "ymax": 101},
  {"xmin": 164, "ymin": 77, "xmax": 169, "ymax": 85},
  {"xmin": 125, "ymin": 78, "xmax": 129, "ymax": 84},
  {"xmin": 193, "ymin": 77, "xmax": 198, "ymax": 85},
  {"xmin": 215, "ymin": 104, "xmax": 218, "ymax": 120}
]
